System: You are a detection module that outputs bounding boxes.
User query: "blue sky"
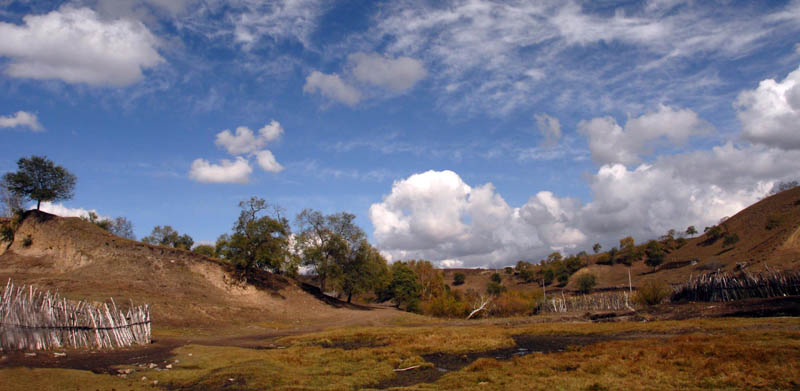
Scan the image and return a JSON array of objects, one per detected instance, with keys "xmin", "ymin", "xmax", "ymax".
[{"xmin": 2, "ymin": 0, "xmax": 800, "ymax": 268}]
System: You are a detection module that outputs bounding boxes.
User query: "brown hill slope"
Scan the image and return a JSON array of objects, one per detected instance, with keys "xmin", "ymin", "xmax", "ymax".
[
  {"xmin": 439, "ymin": 188, "xmax": 800, "ymax": 294},
  {"xmin": 0, "ymin": 211, "xmax": 404, "ymax": 329},
  {"xmin": 571, "ymin": 187, "xmax": 800, "ymax": 290}
]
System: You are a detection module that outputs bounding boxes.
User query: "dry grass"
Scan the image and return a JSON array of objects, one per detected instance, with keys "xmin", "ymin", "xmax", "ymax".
[{"xmin": 5, "ymin": 317, "xmax": 796, "ymax": 390}]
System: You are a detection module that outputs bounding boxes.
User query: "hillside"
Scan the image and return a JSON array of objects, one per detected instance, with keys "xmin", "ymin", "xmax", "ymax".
[
  {"xmin": 442, "ymin": 187, "xmax": 800, "ymax": 294},
  {"xmin": 0, "ymin": 211, "xmax": 405, "ymax": 329}
]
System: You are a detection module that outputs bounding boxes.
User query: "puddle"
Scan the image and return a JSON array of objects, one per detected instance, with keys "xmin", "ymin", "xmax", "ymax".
[{"xmin": 374, "ymin": 333, "xmax": 613, "ymax": 389}]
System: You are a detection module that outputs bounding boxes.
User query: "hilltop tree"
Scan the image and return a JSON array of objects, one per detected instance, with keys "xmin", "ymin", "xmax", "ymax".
[
  {"xmin": 453, "ymin": 272, "xmax": 466, "ymax": 286},
  {"xmin": 3, "ymin": 155, "xmax": 76, "ymax": 210},
  {"xmin": 592, "ymin": 243, "xmax": 602, "ymax": 254},
  {"xmin": 143, "ymin": 225, "xmax": 194, "ymax": 250},
  {"xmin": 216, "ymin": 197, "xmax": 292, "ymax": 273},
  {"xmin": 685, "ymin": 226, "xmax": 697, "ymax": 238},
  {"xmin": 193, "ymin": 244, "xmax": 216, "ymax": 258},
  {"xmin": 110, "ymin": 216, "xmax": 135, "ymax": 240}
]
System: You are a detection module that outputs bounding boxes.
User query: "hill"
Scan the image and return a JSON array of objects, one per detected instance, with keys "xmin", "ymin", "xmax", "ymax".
[
  {"xmin": 441, "ymin": 187, "xmax": 800, "ymax": 294},
  {"xmin": 0, "ymin": 211, "xmax": 406, "ymax": 330}
]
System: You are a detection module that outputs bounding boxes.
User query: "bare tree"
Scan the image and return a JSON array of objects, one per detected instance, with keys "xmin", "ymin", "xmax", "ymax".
[{"xmin": 1, "ymin": 182, "xmax": 25, "ymax": 217}]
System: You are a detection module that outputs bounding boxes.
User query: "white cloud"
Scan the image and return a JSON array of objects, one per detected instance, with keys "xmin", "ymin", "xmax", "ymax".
[
  {"xmin": 229, "ymin": 0, "xmax": 324, "ymax": 49},
  {"xmin": 0, "ymin": 6, "xmax": 163, "ymax": 87},
  {"xmin": 303, "ymin": 71, "xmax": 362, "ymax": 106},
  {"xmin": 371, "ymin": 141, "xmax": 800, "ymax": 267},
  {"xmin": 38, "ymin": 202, "xmax": 107, "ymax": 220},
  {"xmin": 188, "ymin": 157, "xmax": 252, "ymax": 184},
  {"xmin": 579, "ymin": 105, "xmax": 711, "ymax": 165},
  {"xmin": 254, "ymin": 150, "xmax": 284, "ymax": 173},
  {"xmin": 736, "ymin": 65, "xmax": 800, "ymax": 149},
  {"xmin": 0, "ymin": 111, "xmax": 43, "ymax": 131},
  {"xmin": 534, "ymin": 113, "xmax": 561, "ymax": 147},
  {"xmin": 215, "ymin": 120, "xmax": 284, "ymax": 155},
  {"xmin": 370, "ymin": 1, "xmax": 798, "ymax": 114},
  {"xmin": 349, "ymin": 52, "xmax": 427, "ymax": 92}
]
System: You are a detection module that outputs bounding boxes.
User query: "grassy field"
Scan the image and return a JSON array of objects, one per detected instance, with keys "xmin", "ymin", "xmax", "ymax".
[{"xmin": 2, "ymin": 316, "xmax": 799, "ymax": 390}]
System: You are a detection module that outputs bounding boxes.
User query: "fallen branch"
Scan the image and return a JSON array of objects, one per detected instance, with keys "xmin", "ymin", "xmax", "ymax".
[
  {"xmin": 466, "ymin": 296, "xmax": 491, "ymax": 320},
  {"xmin": 394, "ymin": 365, "xmax": 421, "ymax": 372}
]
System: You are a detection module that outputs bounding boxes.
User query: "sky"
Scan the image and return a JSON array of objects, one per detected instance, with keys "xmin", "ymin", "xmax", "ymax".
[{"xmin": 1, "ymin": 0, "xmax": 800, "ymax": 268}]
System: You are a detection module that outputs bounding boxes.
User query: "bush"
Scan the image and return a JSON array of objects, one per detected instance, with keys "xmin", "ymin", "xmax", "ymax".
[
  {"xmin": 576, "ymin": 273, "xmax": 597, "ymax": 294},
  {"xmin": 488, "ymin": 290, "xmax": 541, "ymax": 317},
  {"xmin": 722, "ymin": 233, "xmax": 740, "ymax": 248},
  {"xmin": 21, "ymin": 235, "xmax": 32, "ymax": 247},
  {"xmin": 635, "ymin": 280, "xmax": 671, "ymax": 306},
  {"xmin": 422, "ymin": 291, "xmax": 470, "ymax": 318},
  {"xmin": 490, "ymin": 272, "xmax": 502, "ymax": 283},
  {"xmin": 453, "ymin": 272, "xmax": 465, "ymax": 286},
  {"xmin": 504, "ymin": 267, "xmax": 513, "ymax": 274},
  {"xmin": 765, "ymin": 214, "xmax": 783, "ymax": 230},
  {"xmin": 594, "ymin": 253, "xmax": 612, "ymax": 265},
  {"xmin": 487, "ymin": 281, "xmax": 505, "ymax": 295}
]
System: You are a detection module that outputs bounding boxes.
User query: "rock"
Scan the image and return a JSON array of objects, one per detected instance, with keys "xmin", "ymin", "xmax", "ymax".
[
  {"xmin": 53, "ymin": 352, "xmax": 66, "ymax": 357},
  {"xmin": 165, "ymin": 364, "xmax": 172, "ymax": 369},
  {"xmin": 148, "ymin": 363, "xmax": 157, "ymax": 369},
  {"xmin": 152, "ymin": 380, "xmax": 158, "ymax": 385},
  {"xmin": 141, "ymin": 376, "xmax": 148, "ymax": 381},
  {"xmin": 24, "ymin": 352, "xmax": 36, "ymax": 357}
]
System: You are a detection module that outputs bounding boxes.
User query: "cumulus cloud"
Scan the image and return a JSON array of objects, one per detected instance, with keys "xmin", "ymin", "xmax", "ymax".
[
  {"xmin": 736, "ymin": 65, "xmax": 800, "ymax": 149},
  {"xmin": 188, "ymin": 157, "xmax": 252, "ymax": 184},
  {"xmin": 254, "ymin": 150, "xmax": 284, "ymax": 173},
  {"xmin": 534, "ymin": 113, "xmax": 561, "ymax": 147},
  {"xmin": 303, "ymin": 71, "xmax": 361, "ymax": 106},
  {"xmin": 0, "ymin": 111, "xmax": 43, "ymax": 131},
  {"xmin": 579, "ymin": 105, "xmax": 712, "ymax": 165},
  {"xmin": 371, "ymin": 141, "xmax": 800, "ymax": 268},
  {"xmin": 349, "ymin": 52, "xmax": 427, "ymax": 92},
  {"xmin": 215, "ymin": 120, "xmax": 284, "ymax": 155},
  {"xmin": 0, "ymin": 6, "xmax": 163, "ymax": 86},
  {"xmin": 38, "ymin": 202, "xmax": 107, "ymax": 220}
]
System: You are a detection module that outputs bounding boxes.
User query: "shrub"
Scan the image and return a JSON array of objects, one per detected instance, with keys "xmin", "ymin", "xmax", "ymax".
[
  {"xmin": 595, "ymin": 253, "xmax": 612, "ymax": 265},
  {"xmin": 644, "ymin": 240, "xmax": 665, "ymax": 271},
  {"xmin": 576, "ymin": 273, "xmax": 597, "ymax": 294},
  {"xmin": 0, "ymin": 224, "xmax": 14, "ymax": 243},
  {"xmin": 422, "ymin": 290, "xmax": 470, "ymax": 318},
  {"xmin": 490, "ymin": 272, "xmax": 502, "ymax": 283},
  {"xmin": 722, "ymin": 233, "xmax": 740, "ymax": 248},
  {"xmin": 21, "ymin": 235, "xmax": 32, "ymax": 247},
  {"xmin": 504, "ymin": 267, "xmax": 513, "ymax": 274},
  {"xmin": 453, "ymin": 272, "xmax": 465, "ymax": 286},
  {"xmin": 635, "ymin": 280, "xmax": 671, "ymax": 306},
  {"xmin": 487, "ymin": 281, "xmax": 505, "ymax": 295},
  {"xmin": 487, "ymin": 289, "xmax": 541, "ymax": 317},
  {"xmin": 765, "ymin": 214, "xmax": 783, "ymax": 230}
]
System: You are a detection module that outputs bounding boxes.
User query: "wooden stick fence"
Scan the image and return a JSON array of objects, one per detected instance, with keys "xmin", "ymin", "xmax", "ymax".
[
  {"xmin": 0, "ymin": 280, "xmax": 150, "ymax": 351},
  {"xmin": 543, "ymin": 291, "xmax": 634, "ymax": 313},
  {"xmin": 671, "ymin": 269, "xmax": 800, "ymax": 302}
]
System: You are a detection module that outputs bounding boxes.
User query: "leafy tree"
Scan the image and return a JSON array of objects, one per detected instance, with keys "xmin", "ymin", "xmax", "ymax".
[
  {"xmin": 576, "ymin": 273, "xmax": 597, "ymax": 294},
  {"xmin": 3, "ymin": 156, "xmax": 76, "ymax": 210},
  {"xmin": 685, "ymin": 226, "xmax": 697, "ymax": 237},
  {"xmin": 504, "ymin": 266, "xmax": 513, "ymax": 274},
  {"xmin": 543, "ymin": 268, "xmax": 555, "ymax": 285},
  {"xmin": 409, "ymin": 260, "xmax": 444, "ymax": 301},
  {"xmin": 490, "ymin": 272, "xmax": 502, "ymax": 283},
  {"xmin": 193, "ymin": 244, "xmax": 216, "ymax": 258},
  {"xmin": 216, "ymin": 197, "xmax": 291, "ymax": 273},
  {"xmin": 142, "ymin": 225, "xmax": 194, "ymax": 250},
  {"xmin": 592, "ymin": 243, "xmax": 602, "ymax": 253},
  {"xmin": 384, "ymin": 262, "xmax": 422, "ymax": 312},
  {"xmin": 644, "ymin": 240, "xmax": 665, "ymax": 271},
  {"xmin": 295, "ymin": 209, "xmax": 364, "ymax": 292},
  {"xmin": 109, "ymin": 216, "xmax": 135, "ymax": 240},
  {"xmin": 339, "ymin": 239, "xmax": 389, "ymax": 303},
  {"xmin": 453, "ymin": 272, "xmax": 466, "ymax": 286}
]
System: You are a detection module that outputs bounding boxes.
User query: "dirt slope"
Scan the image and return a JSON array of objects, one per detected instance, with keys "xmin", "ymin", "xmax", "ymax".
[{"xmin": 0, "ymin": 211, "xmax": 405, "ymax": 329}]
